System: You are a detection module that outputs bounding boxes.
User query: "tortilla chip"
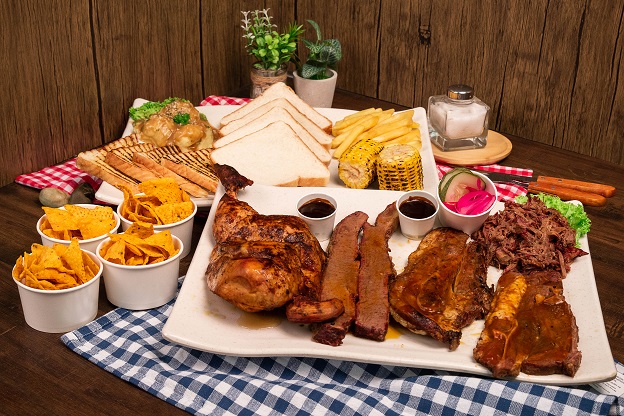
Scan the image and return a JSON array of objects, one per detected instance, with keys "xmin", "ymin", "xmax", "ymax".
[
  {"xmin": 100, "ymin": 239, "xmax": 127, "ymax": 265},
  {"xmin": 41, "ymin": 205, "xmax": 116, "ymax": 241},
  {"xmin": 99, "ymin": 226, "xmax": 178, "ymax": 265},
  {"xmin": 139, "ymin": 178, "xmax": 185, "ymax": 205},
  {"xmin": 124, "ymin": 222, "xmax": 155, "ymax": 239},
  {"xmin": 12, "ymin": 240, "xmax": 97, "ymax": 290},
  {"xmin": 43, "ymin": 207, "xmax": 79, "ymax": 231}
]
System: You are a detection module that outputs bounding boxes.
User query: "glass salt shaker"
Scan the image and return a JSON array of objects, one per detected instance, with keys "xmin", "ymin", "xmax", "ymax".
[{"xmin": 428, "ymin": 84, "xmax": 490, "ymax": 151}]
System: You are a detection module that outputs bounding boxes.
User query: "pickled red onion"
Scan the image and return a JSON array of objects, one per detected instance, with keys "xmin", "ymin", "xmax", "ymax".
[{"xmin": 454, "ymin": 190, "xmax": 495, "ymax": 215}]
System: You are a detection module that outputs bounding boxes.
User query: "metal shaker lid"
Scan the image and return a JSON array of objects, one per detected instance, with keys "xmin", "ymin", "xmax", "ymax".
[{"xmin": 447, "ymin": 84, "xmax": 474, "ymax": 100}]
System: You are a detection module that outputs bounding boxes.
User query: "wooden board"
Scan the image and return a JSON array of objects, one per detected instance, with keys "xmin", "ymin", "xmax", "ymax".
[{"xmin": 431, "ymin": 131, "xmax": 512, "ymax": 166}]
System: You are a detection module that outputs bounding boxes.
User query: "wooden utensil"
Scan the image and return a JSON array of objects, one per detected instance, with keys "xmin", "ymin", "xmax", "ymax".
[
  {"xmin": 535, "ymin": 176, "xmax": 616, "ymax": 198},
  {"xmin": 527, "ymin": 182, "xmax": 607, "ymax": 207}
]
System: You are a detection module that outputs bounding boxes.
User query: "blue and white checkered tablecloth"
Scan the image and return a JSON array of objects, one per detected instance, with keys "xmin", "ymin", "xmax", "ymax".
[{"xmin": 61, "ymin": 280, "xmax": 620, "ymax": 416}]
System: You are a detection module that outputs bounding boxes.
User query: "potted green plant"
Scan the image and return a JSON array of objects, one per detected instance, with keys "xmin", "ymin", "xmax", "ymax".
[
  {"xmin": 241, "ymin": 9, "xmax": 304, "ymax": 98},
  {"xmin": 292, "ymin": 20, "xmax": 342, "ymax": 107}
]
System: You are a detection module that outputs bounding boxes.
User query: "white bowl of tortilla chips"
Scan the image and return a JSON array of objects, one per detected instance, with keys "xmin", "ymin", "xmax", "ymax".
[
  {"xmin": 37, "ymin": 203, "xmax": 120, "ymax": 254},
  {"xmin": 116, "ymin": 178, "xmax": 196, "ymax": 258},
  {"xmin": 12, "ymin": 240, "xmax": 103, "ymax": 333},
  {"xmin": 96, "ymin": 222, "xmax": 183, "ymax": 310}
]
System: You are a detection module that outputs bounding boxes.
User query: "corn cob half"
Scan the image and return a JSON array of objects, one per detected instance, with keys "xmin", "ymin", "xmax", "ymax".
[
  {"xmin": 338, "ymin": 138, "xmax": 385, "ymax": 189},
  {"xmin": 377, "ymin": 144, "xmax": 423, "ymax": 191}
]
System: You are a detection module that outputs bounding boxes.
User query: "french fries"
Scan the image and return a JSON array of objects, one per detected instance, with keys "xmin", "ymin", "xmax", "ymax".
[
  {"xmin": 331, "ymin": 109, "xmax": 422, "ymax": 159},
  {"xmin": 332, "ymin": 108, "xmax": 394, "ymax": 137},
  {"xmin": 332, "ymin": 116, "xmax": 379, "ymax": 148},
  {"xmin": 333, "ymin": 124, "xmax": 367, "ymax": 159},
  {"xmin": 332, "ymin": 108, "xmax": 380, "ymax": 135}
]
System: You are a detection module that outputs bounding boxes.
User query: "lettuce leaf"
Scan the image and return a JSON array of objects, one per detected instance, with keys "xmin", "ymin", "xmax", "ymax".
[
  {"xmin": 515, "ymin": 193, "xmax": 591, "ymax": 246},
  {"xmin": 128, "ymin": 97, "xmax": 187, "ymax": 122}
]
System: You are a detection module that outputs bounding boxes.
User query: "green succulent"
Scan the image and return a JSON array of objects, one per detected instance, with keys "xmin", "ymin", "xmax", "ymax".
[
  {"xmin": 241, "ymin": 9, "xmax": 304, "ymax": 71},
  {"xmin": 294, "ymin": 20, "xmax": 342, "ymax": 80}
]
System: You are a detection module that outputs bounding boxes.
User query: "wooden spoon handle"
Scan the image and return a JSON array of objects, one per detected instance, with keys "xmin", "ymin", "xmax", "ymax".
[
  {"xmin": 537, "ymin": 176, "xmax": 616, "ymax": 198},
  {"xmin": 528, "ymin": 182, "xmax": 607, "ymax": 207}
]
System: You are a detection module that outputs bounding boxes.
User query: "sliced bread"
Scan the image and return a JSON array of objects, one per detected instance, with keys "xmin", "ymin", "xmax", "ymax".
[
  {"xmin": 210, "ymin": 121, "xmax": 330, "ymax": 187},
  {"xmin": 218, "ymin": 97, "xmax": 333, "ymax": 150},
  {"xmin": 105, "ymin": 145, "xmax": 161, "ymax": 184},
  {"xmin": 149, "ymin": 147, "xmax": 218, "ymax": 193},
  {"xmin": 76, "ymin": 135, "xmax": 144, "ymax": 193},
  {"xmin": 132, "ymin": 152, "xmax": 209, "ymax": 198},
  {"xmin": 215, "ymin": 106, "xmax": 331, "ymax": 165},
  {"xmin": 218, "ymin": 82, "xmax": 332, "ymax": 133}
]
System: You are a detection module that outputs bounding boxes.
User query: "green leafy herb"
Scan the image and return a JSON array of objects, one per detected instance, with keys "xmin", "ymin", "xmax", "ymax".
[
  {"xmin": 241, "ymin": 9, "xmax": 304, "ymax": 71},
  {"xmin": 128, "ymin": 97, "xmax": 189, "ymax": 122},
  {"xmin": 173, "ymin": 113, "xmax": 190, "ymax": 125},
  {"xmin": 515, "ymin": 193, "xmax": 591, "ymax": 246},
  {"xmin": 293, "ymin": 20, "xmax": 342, "ymax": 80}
]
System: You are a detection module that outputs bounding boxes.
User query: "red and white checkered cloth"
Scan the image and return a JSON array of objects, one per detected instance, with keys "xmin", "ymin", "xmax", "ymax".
[
  {"xmin": 199, "ymin": 95, "xmax": 251, "ymax": 106},
  {"xmin": 15, "ymin": 95, "xmax": 529, "ymax": 202},
  {"xmin": 15, "ymin": 158, "xmax": 103, "ymax": 196},
  {"xmin": 437, "ymin": 163, "xmax": 531, "ymax": 201}
]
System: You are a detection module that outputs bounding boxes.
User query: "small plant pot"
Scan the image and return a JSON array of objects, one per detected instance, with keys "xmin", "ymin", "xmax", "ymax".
[
  {"xmin": 250, "ymin": 64, "xmax": 288, "ymax": 98},
  {"xmin": 293, "ymin": 69, "xmax": 337, "ymax": 108}
]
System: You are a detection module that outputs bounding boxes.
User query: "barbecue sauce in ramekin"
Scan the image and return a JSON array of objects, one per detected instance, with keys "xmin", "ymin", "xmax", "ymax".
[
  {"xmin": 399, "ymin": 196, "xmax": 437, "ymax": 219},
  {"xmin": 298, "ymin": 198, "xmax": 336, "ymax": 219}
]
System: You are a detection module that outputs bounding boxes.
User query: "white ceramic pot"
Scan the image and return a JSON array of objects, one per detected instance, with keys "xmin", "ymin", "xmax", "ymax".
[
  {"xmin": 436, "ymin": 171, "xmax": 498, "ymax": 235},
  {"xmin": 293, "ymin": 69, "xmax": 337, "ymax": 108},
  {"xmin": 117, "ymin": 199, "xmax": 197, "ymax": 258},
  {"xmin": 97, "ymin": 235, "xmax": 183, "ymax": 310},
  {"xmin": 37, "ymin": 204, "xmax": 121, "ymax": 254},
  {"xmin": 14, "ymin": 251, "xmax": 102, "ymax": 333}
]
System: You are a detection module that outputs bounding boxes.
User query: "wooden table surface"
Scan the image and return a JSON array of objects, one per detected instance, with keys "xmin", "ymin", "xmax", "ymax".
[{"xmin": 1, "ymin": 90, "xmax": 622, "ymax": 415}]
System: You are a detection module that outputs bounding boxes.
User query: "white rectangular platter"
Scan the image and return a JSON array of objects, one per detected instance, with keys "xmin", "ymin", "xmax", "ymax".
[
  {"xmin": 162, "ymin": 105, "xmax": 615, "ymax": 385},
  {"xmin": 95, "ymin": 103, "xmax": 437, "ymax": 203}
]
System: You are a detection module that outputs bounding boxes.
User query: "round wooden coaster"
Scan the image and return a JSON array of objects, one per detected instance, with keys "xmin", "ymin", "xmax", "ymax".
[{"xmin": 431, "ymin": 131, "xmax": 512, "ymax": 166}]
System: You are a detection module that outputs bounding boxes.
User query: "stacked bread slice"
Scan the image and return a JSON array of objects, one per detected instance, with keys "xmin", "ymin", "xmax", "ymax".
[
  {"xmin": 211, "ymin": 82, "xmax": 333, "ymax": 187},
  {"xmin": 77, "ymin": 136, "xmax": 218, "ymax": 197}
]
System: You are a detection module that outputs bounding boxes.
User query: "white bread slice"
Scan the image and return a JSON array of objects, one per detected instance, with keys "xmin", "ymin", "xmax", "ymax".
[
  {"xmin": 105, "ymin": 149, "xmax": 161, "ymax": 183},
  {"xmin": 210, "ymin": 121, "xmax": 330, "ymax": 187},
  {"xmin": 215, "ymin": 106, "xmax": 331, "ymax": 165},
  {"xmin": 219, "ymin": 82, "xmax": 332, "ymax": 133},
  {"xmin": 149, "ymin": 147, "xmax": 218, "ymax": 193},
  {"xmin": 218, "ymin": 97, "xmax": 333, "ymax": 150},
  {"xmin": 76, "ymin": 135, "xmax": 144, "ymax": 194}
]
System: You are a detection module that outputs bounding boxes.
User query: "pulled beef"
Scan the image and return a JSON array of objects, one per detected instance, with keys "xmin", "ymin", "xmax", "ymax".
[{"xmin": 471, "ymin": 198, "xmax": 587, "ymax": 276}]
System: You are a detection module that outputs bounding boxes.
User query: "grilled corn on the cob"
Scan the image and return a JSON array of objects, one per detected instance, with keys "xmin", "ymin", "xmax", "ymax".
[
  {"xmin": 377, "ymin": 144, "xmax": 423, "ymax": 191},
  {"xmin": 338, "ymin": 139, "xmax": 384, "ymax": 189}
]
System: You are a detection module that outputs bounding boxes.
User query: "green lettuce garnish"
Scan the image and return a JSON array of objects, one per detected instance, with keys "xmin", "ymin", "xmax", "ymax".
[
  {"xmin": 128, "ymin": 97, "xmax": 189, "ymax": 122},
  {"xmin": 515, "ymin": 193, "xmax": 591, "ymax": 246}
]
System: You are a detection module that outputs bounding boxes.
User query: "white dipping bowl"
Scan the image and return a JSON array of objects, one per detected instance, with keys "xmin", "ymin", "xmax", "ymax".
[
  {"xmin": 436, "ymin": 170, "xmax": 498, "ymax": 235},
  {"xmin": 396, "ymin": 190, "xmax": 439, "ymax": 240},
  {"xmin": 37, "ymin": 203, "xmax": 120, "ymax": 254},
  {"xmin": 96, "ymin": 234, "xmax": 183, "ymax": 310},
  {"xmin": 13, "ymin": 251, "xmax": 102, "ymax": 333},
  {"xmin": 117, "ymin": 200, "xmax": 196, "ymax": 258}
]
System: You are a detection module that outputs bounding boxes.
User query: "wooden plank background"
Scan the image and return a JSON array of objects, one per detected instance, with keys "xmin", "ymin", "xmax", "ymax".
[{"xmin": 1, "ymin": 0, "xmax": 622, "ymax": 187}]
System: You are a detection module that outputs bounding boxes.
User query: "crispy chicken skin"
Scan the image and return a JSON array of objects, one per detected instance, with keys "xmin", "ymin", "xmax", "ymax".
[
  {"xmin": 206, "ymin": 241, "xmax": 304, "ymax": 312},
  {"xmin": 212, "ymin": 193, "xmax": 326, "ymax": 298},
  {"xmin": 206, "ymin": 165, "xmax": 327, "ymax": 312}
]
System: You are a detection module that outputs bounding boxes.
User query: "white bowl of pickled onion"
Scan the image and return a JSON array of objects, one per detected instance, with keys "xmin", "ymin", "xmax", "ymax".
[{"xmin": 436, "ymin": 170, "xmax": 498, "ymax": 235}]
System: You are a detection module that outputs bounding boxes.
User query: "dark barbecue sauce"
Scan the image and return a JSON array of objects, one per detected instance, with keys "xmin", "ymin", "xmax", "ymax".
[
  {"xmin": 399, "ymin": 196, "xmax": 436, "ymax": 219},
  {"xmin": 299, "ymin": 198, "xmax": 335, "ymax": 218}
]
